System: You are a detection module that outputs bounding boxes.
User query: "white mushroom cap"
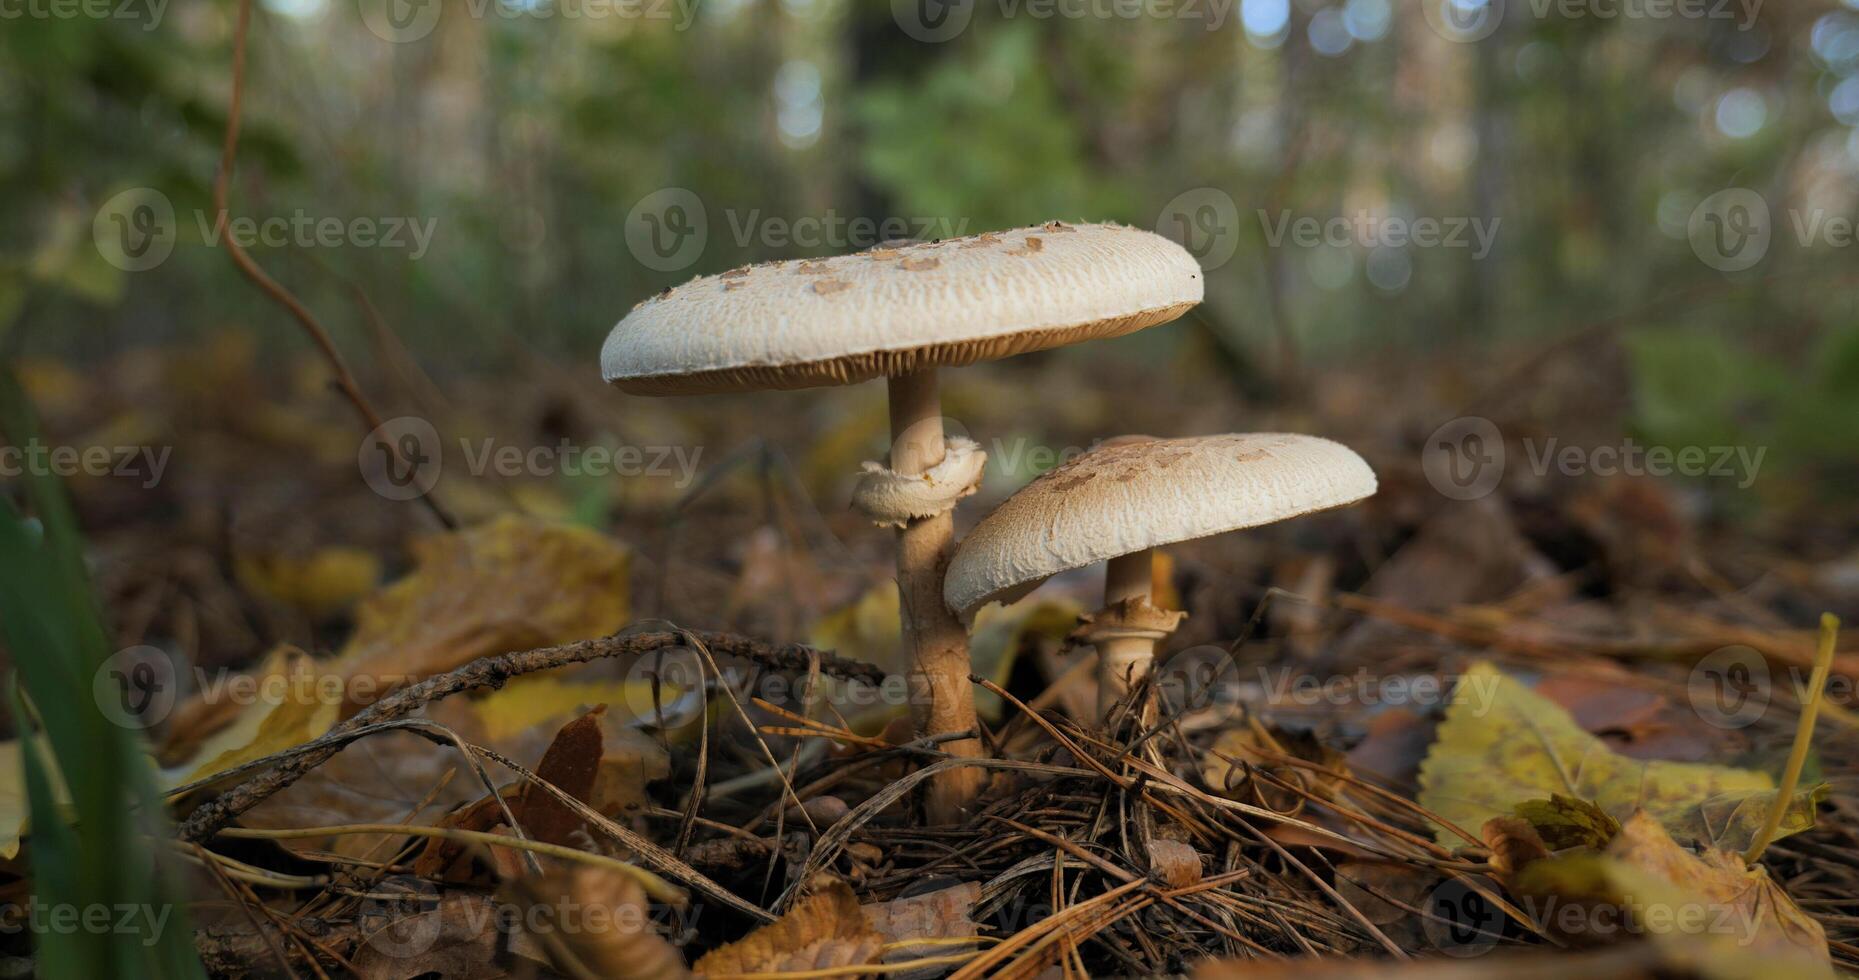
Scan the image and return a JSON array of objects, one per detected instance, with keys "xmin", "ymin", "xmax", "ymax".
[
  {"xmin": 944, "ymin": 433, "xmax": 1377, "ymax": 617},
  {"xmin": 601, "ymin": 222, "xmax": 1202, "ymax": 394}
]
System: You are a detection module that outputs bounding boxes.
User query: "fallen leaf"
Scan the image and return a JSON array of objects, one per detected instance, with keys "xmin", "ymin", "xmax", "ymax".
[
  {"xmin": 233, "ymin": 545, "xmax": 382, "ymax": 619},
  {"xmin": 0, "ymin": 738, "xmax": 70, "ymax": 860},
  {"xmin": 694, "ymin": 878, "xmax": 880, "ymax": 977},
  {"xmin": 418, "ymin": 706, "xmax": 662, "ymax": 880},
  {"xmin": 333, "ymin": 515, "xmax": 633, "ymax": 708},
  {"xmin": 513, "ymin": 708, "xmax": 606, "ymax": 846},
  {"xmin": 1513, "ymin": 795, "xmax": 1620, "ymax": 852},
  {"xmin": 472, "ymin": 676, "xmax": 685, "ymax": 743},
  {"xmin": 504, "ymin": 865, "xmax": 691, "ymax": 980},
  {"xmin": 862, "ymin": 880, "xmax": 982, "ymax": 963},
  {"xmin": 1508, "ymin": 811, "xmax": 1832, "ymax": 979},
  {"xmin": 1144, "ymin": 839, "xmax": 1203, "ymax": 888},
  {"xmin": 178, "ymin": 647, "xmax": 341, "ymax": 783},
  {"xmin": 349, "ymin": 890, "xmax": 506, "ymax": 980},
  {"xmin": 1417, "ymin": 662, "xmax": 1823, "ymax": 851},
  {"xmin": 1193, "ymin": 943, "xmax": 1674, "ymax": 979}
]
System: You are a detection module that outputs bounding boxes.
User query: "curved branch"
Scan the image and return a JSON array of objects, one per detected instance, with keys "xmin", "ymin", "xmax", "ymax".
[
  {"xmin": 213, "ymin": 0, "xmax": 454, "ymax": 529},
  {"xmin": 175, "ymin": 628, "xmax": 887, "ymax": 842}
]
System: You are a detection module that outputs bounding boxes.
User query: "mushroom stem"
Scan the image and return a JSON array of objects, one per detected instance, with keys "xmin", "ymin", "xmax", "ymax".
[
  {"xmin": 1097, "ymin": 549, "xmax": 1159, "ymax": 716},
  {"xmin": 886, "ymin": 367, "xmax": 985, "ymax": 822}
]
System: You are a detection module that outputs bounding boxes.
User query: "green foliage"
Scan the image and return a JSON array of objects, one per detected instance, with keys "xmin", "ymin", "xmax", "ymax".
[
  {"xmin": 0, "ymin": 369, "xmax": 203, "ymax": 978},
  {"xmin": 1626, "ymin": 324, "xmax": 1859, "ymax": 482},
  {"xmin": 855, "ymin": 25, "xmax": 1129, "ymax": 231}
]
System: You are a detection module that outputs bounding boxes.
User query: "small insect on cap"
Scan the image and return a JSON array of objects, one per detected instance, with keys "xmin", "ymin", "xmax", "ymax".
[
  {"xmin": 600, "ymin": 222, "xmax": 1203, "ymax": 395},
  {"xmin": 945, "ymin": 433, "xmax": 1379, "ymax": 617}
]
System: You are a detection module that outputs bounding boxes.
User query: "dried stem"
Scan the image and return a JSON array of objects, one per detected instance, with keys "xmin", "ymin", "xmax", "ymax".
[{"xmin": 1746, "ymin": 612, "xmax": 1840, "ymax": 864}]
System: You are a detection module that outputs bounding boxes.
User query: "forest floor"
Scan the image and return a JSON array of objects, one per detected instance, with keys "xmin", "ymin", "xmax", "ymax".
[{"xmin": 6, "ymin": 330, "xmax": 1856, "ymax": 978}]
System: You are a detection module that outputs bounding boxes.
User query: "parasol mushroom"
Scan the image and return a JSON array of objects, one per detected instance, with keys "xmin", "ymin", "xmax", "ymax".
[
  {"xmin": 944, "ymin": 433, "xmax": 1377, "ymax": 719},
  {"xmin": 601, "ymin": 221, "xmax": 1202, "ymax": 819}
]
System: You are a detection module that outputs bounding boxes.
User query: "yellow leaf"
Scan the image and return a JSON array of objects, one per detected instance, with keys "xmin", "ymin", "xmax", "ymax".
[
  {"xmin": 180, "ymin": 648, "xmax": 341, "ymax": 783},
  {"xmin": 234, "ymin": 546, "xmax": 382, "ymax": 619},
  {"xmin": 503, "ymin": 866, "xmax": 691, "ymax": 980},
  {"xmin": 1418, "ymin": 662, "xmax": 1823, "ymax": 851},
  {"xmin": 332, "ymin": 515, "xmax": 632, "ymax": 699},
  {"xmin": 0, "ymin": 738, "xmax": 73, "ymax": 860},
  {"xmin": 695, "ymin": 878, "xmax": 880, "ymax": 977},
  {"xmin": 1512, "ymin": 811, "xmax": 1831, "ymax": 979},
  {"xmin": 473, "ymin": 676, "xmax": 683, "ymax": 742}
]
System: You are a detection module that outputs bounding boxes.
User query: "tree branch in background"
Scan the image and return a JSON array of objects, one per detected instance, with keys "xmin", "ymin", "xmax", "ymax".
[{"xmin": 212, "ymin": 0, "xmax": 455, "ymax": 529}]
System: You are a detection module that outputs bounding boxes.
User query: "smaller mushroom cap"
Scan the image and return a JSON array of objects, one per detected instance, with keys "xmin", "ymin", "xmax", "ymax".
[
  {"xmin": 601, "ymin": 222, "xmax": 1201, "ymax": 394},
  {"xmin": 944, "ymin": 433, "xmax": 1376, "ymax": 617}
]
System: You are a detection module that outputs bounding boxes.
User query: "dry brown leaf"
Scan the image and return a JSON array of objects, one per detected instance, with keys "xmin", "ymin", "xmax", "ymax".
[
  {"xmin": 417, "ymin": 706, "xmax": 619, "ymax": 880},
  {"xmin": 333, "ymin": 515, "xmax": 633, "ymax": 710},
  {"xmin": 862, "ymin": 880, "xmax": 982, "ymax": 962},
  {"xmin": 350, "ymin": 892, "xmax": 507, "ymax": 980},
  {"xmin": 504, "ymin": 865, "xmax": 691, "ymax": 980},
  {"xmin": 1144, "ymin": 839, "xmax": 1203, "ymax": 889},
  {"xmin": 1508, "ymin": 811, "xmax": 1832, "ymax": 979},
  {"xmin": 178, "ymin": 647, "xmax": 341, "ymax": 782},
  {"xmin": 694, "ymin": 878, "xmax": 881, "ymax": 977},
  {"xmin": 1193, "ymin": 942, "xmax": 1671, "ymax": 979},
  {"xmin": 514, "ymin": 708, "xmax": 607, "ymax": 846}
]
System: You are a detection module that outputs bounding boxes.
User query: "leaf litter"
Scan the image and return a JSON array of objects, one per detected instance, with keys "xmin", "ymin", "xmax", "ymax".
[{"xmin": 4, "ymin": 341, "xmax": 1858, "ymax": 978}]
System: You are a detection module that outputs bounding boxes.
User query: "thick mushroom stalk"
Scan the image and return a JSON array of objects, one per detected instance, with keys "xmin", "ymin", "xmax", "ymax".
[
  {"xmin": 883, "ymin": 368, "xmax": 985, "ymax": 821},
  {"xmin": 1078, "ymin": 549, "xmax": 1185, "ymax": 718}
]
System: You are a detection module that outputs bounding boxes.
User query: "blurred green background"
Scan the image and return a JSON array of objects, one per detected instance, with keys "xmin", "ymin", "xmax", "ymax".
[{"xmin": 3, "ymin": 0, "xmax": 1858, "ymax": 482}]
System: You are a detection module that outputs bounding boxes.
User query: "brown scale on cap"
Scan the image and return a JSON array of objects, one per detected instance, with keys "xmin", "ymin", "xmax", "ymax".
[
  {"xmin": 812, "ymin": 279, "xmax": 851, "ymax": 295},
  {"xmin": 602, "ymin": 221, "xmax": 1202, "ymax": 396},
  {"xmin": 946, "ymin": 432, "xmax": 1378, "ymax": 718},
  {"xmin": 944, "ymin": 433, "xmax": 1376, "ymax": 619}
]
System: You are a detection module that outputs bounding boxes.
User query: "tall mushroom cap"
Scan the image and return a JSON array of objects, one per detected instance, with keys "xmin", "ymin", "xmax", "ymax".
[
  {"xmin": 945, "ymin": 433, "xmax": 1377, "ymax": 617},
  {"xmin": 601, "ymin": 222, "xmax": 1202, "ymax": 394}
]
